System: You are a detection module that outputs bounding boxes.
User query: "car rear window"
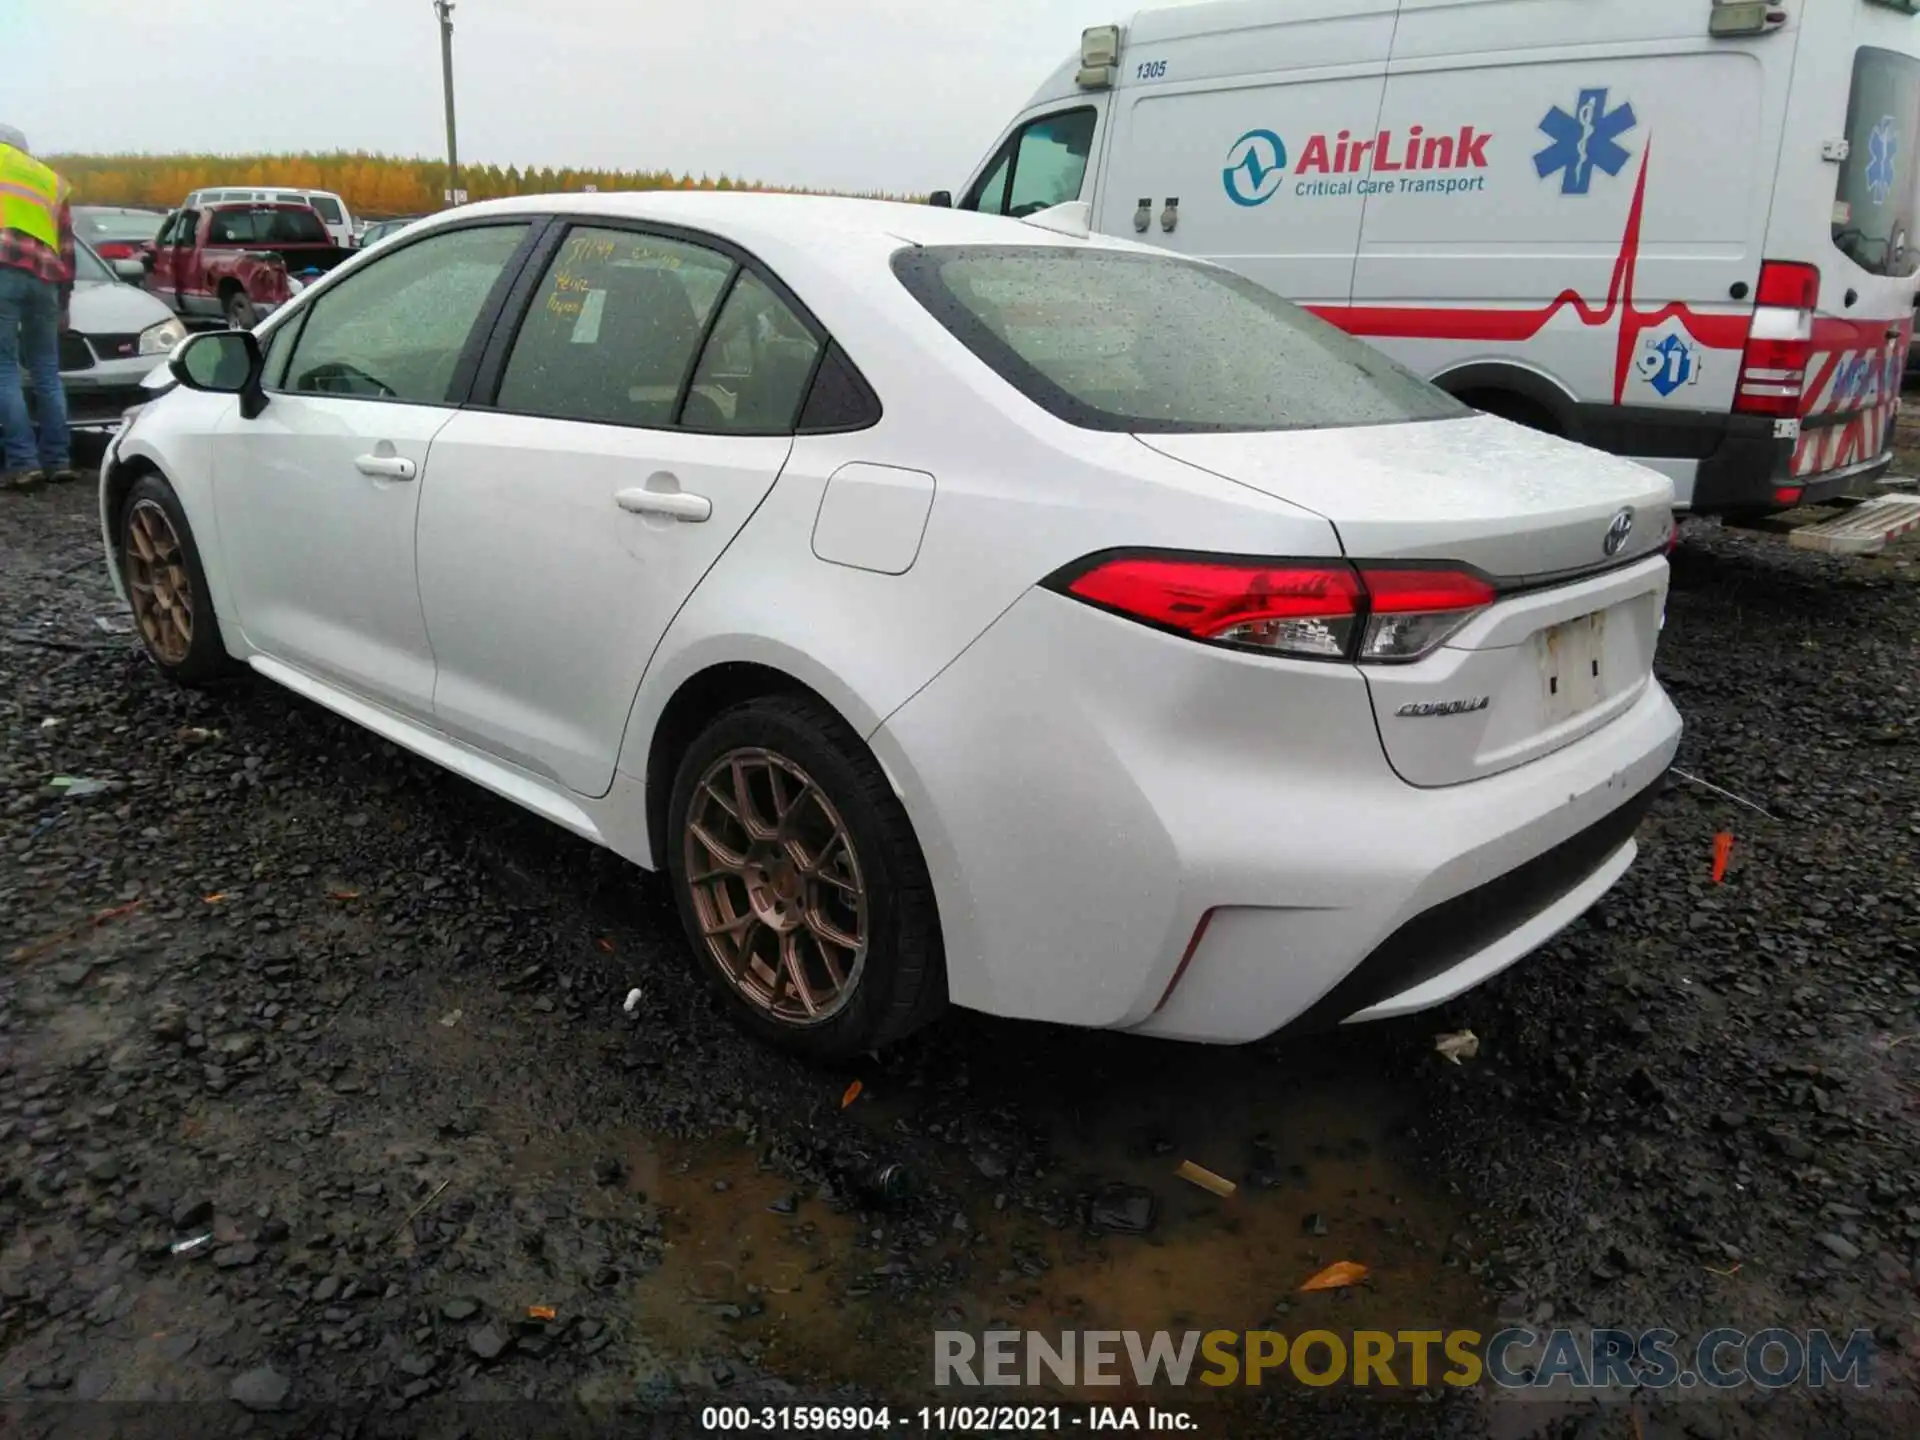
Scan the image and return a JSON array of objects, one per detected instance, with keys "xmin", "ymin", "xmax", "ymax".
[
  {"xmin": 308, "ymin": 195, "xmax": 345, "ymax": 223},
  {"xmin": 891, "ymin": 246, "xmax": 1465, "ymax": 433},
  {"xmin": 208, "ymin": 207, "xmax": 330, "ymax": 246}
]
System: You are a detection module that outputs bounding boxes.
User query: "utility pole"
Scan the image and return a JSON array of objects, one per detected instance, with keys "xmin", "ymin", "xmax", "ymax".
[{"xmin": 433, "ymin": 0, "xmax": 461, "ymax": 206}]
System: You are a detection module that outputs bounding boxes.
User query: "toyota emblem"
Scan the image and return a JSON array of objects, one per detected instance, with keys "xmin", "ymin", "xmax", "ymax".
[{"xmin": 1603, "ymin": 508, "xmax": 1635, "ymax": 557}]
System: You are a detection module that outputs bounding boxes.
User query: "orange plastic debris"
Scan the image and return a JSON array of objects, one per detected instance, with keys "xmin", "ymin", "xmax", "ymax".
[
  {"xmin": 841, "ymin": 1080, "xmax": 863, "ymax": 1109},
  {"xmin": 1299, "ymin": 1261, "xmax": 1369, "ymax": 1292},
  {"xmin": 1711, "ymin": 831, "xmax": 1734, "ymax": 884},
  {"xmin": 203, "ymin": 893, "xmax": 228, "ymax": 904},
  {"xmin": 329, "ymin": 889, "xmax": 361, "ymax": 901},
  {"xmin": 527, "ymin": 1304, "xmax": 557, "ymax": 1321},
  {"xmin": 597, "ymin": 938, "xmax": 615, "ymax": 953},
  {"xmin": 1175, "ymin": 1160, "xmax": 1238, "ymax": 1198}
]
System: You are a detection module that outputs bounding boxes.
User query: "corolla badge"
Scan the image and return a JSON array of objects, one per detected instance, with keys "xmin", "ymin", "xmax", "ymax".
[
  {"xmin": 1396, "ymin": 697, "xmax": 1490, "ymax": 718},
  {"xmin": 1603, "ymin": 508, "xmax": 1635, "ymax": 557}
]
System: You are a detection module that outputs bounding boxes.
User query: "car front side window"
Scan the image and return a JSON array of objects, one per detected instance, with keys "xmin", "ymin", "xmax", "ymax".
[
  {"xmin": 495, "ymin": 227, "xmax": 735, "ymax": 428},
  {"xmin": 280, "ymin": 224, "xmax": 530, "ymax": 404}
]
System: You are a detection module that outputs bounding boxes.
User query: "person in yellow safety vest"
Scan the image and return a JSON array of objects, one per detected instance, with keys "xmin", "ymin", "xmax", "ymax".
[{"xmin": 0, "ymin": 123, "xmax": 77, "ymax": 495}]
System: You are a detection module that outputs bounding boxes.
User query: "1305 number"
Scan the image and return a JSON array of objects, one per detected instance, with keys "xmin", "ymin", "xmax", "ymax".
[{"xmin": 1135, "ymin": 59, "xmax": 1168, "ymax": 80}]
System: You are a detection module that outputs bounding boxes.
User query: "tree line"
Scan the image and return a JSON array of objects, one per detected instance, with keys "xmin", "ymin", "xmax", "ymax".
[{"xmin": 45, "ymin": 151, "xmax": 912, "ymax": 218}]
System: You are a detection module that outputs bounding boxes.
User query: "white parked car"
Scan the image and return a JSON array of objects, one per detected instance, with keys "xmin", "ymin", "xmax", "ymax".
[{"xmin": 97, "ymin": 192, "xmax": 1681, "ymax": 1060}]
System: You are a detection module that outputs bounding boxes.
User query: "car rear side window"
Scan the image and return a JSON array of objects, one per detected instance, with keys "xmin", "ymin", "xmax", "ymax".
[
  {"xmin": 681, "ymin": 271, "xmax": 822, "ymax": 434},
  {"xmin": 497, "ymin": 228, "xmax": 735, "ymax": 429},
  {"xmin": 1833, "ymin": 47, "xmax": 1920, "ymax": 278},
  {"xmin": 892, "ymin": 246, "xmax": 1466, "ymax": 433},
  {"xmin": 308, "ymin": 195, "xmax": 345, "ymax": 224}
]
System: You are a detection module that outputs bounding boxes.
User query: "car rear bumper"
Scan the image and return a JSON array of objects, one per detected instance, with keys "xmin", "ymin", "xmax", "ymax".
[{"xmin": 871, "ymin": 585, "xmax": 1682, "ymax": 1045}]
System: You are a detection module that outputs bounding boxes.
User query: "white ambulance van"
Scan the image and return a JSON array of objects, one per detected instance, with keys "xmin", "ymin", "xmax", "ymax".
[{"xmin": 940, "ymin": 0, "xmax": 1920, "ymax": 521}]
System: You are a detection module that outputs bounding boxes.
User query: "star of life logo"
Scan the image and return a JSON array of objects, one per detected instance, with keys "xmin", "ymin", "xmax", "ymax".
[{"xmin": 1535, "ymin": 87, "xmax": 1637, "ymax": 195}]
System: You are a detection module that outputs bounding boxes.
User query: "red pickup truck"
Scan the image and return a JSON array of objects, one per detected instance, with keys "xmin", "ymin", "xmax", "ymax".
[{"xmin": 142, "ymin": 203, "xmax": 353, "ymax": 329}]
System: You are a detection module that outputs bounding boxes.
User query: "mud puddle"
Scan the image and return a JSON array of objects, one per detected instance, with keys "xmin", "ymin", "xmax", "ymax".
[{"xmin": 504, "ymin": 1017, "xmax": 1491, "ymax": 1412}]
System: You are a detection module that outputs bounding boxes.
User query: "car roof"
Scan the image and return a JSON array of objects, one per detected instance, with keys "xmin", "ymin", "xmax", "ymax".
[{"xmin": 435, "ymin": 190, "xmax": 1156, "ymax": 257}]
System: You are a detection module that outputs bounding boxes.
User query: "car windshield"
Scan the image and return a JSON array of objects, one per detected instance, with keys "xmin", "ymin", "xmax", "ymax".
[
  {"xmin": 893, "ymin": 245, "xmax": 1466, "ymax": 433},
  {"xmin": 77, "ymin": 210, "xmax": 162, "ymax": 244}
]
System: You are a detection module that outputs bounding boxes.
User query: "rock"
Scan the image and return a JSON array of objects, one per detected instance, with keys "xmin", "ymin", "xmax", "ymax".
[
  {"xmin": 398, "ymin": 1353, "xmax": 436, "ymax": 1378},
  {"xmin": 84, "ymin": 1154, "xmax": 122, "ymax": 1183},
  {"xmin": 467, "ymin": 1325, "xmax": 512, "ymax": 1362},
  {"xmin": 1303, "ymin": 1212, "xmax": 1330, "ymax": 1237},
  {"xmin": 158, "ymin": 1333, "xmax": 198, "ymax": 1362},
  {"xmin": 767, "ymin": 1193, "xmax": 799, "ymax": 1215},
  {"xmin": 971, "ymin": 1151, "xmax": 1009, "ymax": 1180},
  {"xmin": 229, "ymin": 1366, "xmax": 291, "ymax": 1412},
  {"xmin": 1816, "ymin": 1233, "xmax": 1862, "ymax": 1262},
  {"xmin": 172, "ymin": 1197, "xmax": 213, "ymax": 1230},
  {"xmin": 440, "ymin": 1296, "xmax": 480, "ymax": 1321},
  {"xmin": 311, "ymin": 1275, "xmax": 340, "ymax": 1303},
  {"xmin": 592, "ymin": 1157, "xmax": 624, "ymax": 1187},
  {"xmin": 712, "ymin": 1179, "xmax": 731, "ymax": 1193},
  {"xmin": 212, "ymin": 1243, "xmax": 259, "ymax": 1269},
  {"xmin": 1768, "ymin": 1131, "xmax": 1815, "ymax": 1162}
]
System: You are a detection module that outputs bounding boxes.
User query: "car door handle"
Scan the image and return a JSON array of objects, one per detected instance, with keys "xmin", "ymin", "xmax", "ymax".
[
  {"xmin": 615, "ymin": 487, "xmax": 711, "ymax": 522},
  {"xmin": 354, "ymin": 454, "xmax": 416, "ymax": 481}
]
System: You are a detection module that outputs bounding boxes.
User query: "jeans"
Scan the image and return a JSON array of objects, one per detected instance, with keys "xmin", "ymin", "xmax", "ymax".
[{"xmin": 0, "ymin": 263, "xmax": 69, "ymax": 473}]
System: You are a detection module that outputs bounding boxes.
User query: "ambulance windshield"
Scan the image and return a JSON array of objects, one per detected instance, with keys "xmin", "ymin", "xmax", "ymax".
[{"xmin": 1833, "ymin": 46, "xmax": 1920, "ymax": 278}]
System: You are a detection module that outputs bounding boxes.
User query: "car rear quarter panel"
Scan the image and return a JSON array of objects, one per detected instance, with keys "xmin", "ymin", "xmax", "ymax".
[{"xmin": 611, "ymin": 270, "xmax": 1348, "ymax": 869}]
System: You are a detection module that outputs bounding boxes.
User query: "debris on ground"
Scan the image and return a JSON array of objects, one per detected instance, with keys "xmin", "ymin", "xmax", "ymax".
[
  {"xmin": 1434, "ymin": 1030, "xmax": 1480, "ymax": 1065},
  {"xmin": 169, "ymin": 1233, "xmax": 212, "ymax": 1256},
  {"xmin": 1669, "ymin": 766, "xmax": 1780, "ymax": 822},
  {"xmin": 1088, "ymin": 1183, "xmax": 1158, "ymax": 1234},
  {"xmin": 438, "ymin": 1009, "xmax": 462, "ymax": 1027},
  {"xmin": 841, "ymin": 1079, "xmax": 864, "ymax": 1109},
  {"xmin": 1174, "ymin": 1160, "xmax": 1237, "ymax": 1198},
  {"xmin": 527, "ymin": 1304, "xmax": 557, "ymax": 1321},
  {"xmin": 1299, "ymin": 1261, "xmax": 1369, "ymax": 1292},
  {"xmin": 46, "ymin": 775, "xmax": 113, "ymax": 797},
  {"xmin": 1711, "ymin": 830, "xmax": 1734, "ymax": 884},
  {"xmin": 177, "ymin": 726, "xmax": 222, "ymax": 745},
  {"xmin": 622, "ymin": 987, "xmax": 642, "ymax": 1017},
  {"xmin": 9, "ymin": 898, "xmax": 143, "ymax": 963}
]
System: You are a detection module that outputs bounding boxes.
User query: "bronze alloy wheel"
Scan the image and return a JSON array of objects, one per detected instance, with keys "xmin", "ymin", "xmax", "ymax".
[
  {"xmin": 682, "ymin": 747, "xmax": 868, "ymax": 1026},
  {"xmin": 124, "ymin": 498, "xmax": 194, "ymax": 665}
]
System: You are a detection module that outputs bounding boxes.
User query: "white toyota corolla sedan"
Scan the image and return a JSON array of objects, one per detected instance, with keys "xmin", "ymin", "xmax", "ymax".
[{"xmin": 99, "ymin": 191, "xmax": 1681, "ymax": 1060}]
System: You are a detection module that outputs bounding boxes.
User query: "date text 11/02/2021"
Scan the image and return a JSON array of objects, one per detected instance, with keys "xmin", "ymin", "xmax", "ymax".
[{"xmin": 700, "ymin": 1406, "xmax": 1197, "ymax": 1432}]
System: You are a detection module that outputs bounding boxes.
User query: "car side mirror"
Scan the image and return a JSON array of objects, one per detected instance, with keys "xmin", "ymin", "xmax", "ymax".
[
  {"xmin": 170, "ymin": 330, "xmax": 268, "ymax": 418},
  {"xmin": 927, "ymin": 190, "xmax": 953, "ymax": 208},
  {"xmin": 113, "ymin": 258, "xmax": 147, "ymax": 282}
]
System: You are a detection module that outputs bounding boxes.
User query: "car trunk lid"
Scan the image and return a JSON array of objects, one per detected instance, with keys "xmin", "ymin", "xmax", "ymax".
[{"xmin": 1138, "ymin": 414, "xmax": 1674, "ymax": 787}]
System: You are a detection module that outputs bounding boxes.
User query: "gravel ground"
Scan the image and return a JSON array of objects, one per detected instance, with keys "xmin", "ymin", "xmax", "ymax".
[{"xmin": 1, "ymin": 460, "xmax": 1917, "ymax": 1440}]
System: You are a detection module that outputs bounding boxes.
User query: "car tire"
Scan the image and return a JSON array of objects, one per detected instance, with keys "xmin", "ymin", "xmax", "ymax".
[
  {"xmin": 225, "ymin": 292, "xmax": 256, "ymax": 330},
  {"xmin": 665, "ymin": 694, "xmax": 947, "ymax": 1061},
  {"xmin": 118, "ymin": 473, "xmax": 236, "ymax": 686}
]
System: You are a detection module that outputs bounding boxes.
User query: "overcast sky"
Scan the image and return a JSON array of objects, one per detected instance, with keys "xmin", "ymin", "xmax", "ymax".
[{"xmin": 2, "ymin": 0, "xmax": 1126, "ymax": 193}]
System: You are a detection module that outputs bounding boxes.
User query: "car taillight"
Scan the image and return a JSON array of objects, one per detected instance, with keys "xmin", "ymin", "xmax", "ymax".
[
  {"xmin": 1734, "ymin": 260, "xmax": 1818, "ymax": 418},
  {"xmin": 1051, "ymin": 555, "xmax": 1495, "ymax": 664}
]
